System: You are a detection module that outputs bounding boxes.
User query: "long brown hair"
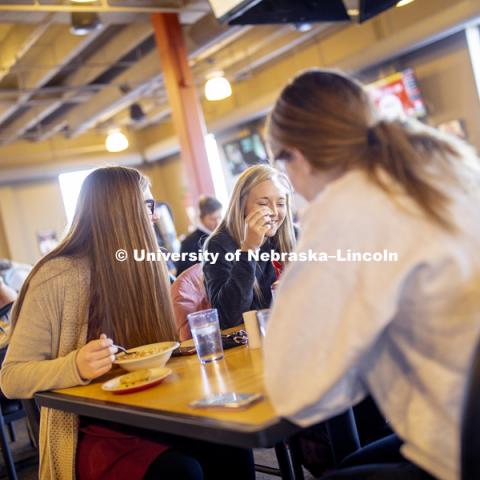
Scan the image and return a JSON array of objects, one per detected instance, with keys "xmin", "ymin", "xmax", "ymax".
[
  {"xmin": 267, "ymin": 69, "xmax": 480, "ymax": 230},
  {"xmin": 11, "ymin": 166, "xmax": 177, "ymax": 348}
]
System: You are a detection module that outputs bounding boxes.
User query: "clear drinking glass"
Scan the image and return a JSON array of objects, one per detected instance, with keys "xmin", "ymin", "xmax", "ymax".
[
  {"xmin": 256, "ymin": 309, "xmax": 271, "ymax": 338},
  {"xmin": 270, "ymin": 281, "xmax": 279, "ymax": 304},
  {"xmin": 187, "ymin": 309, "xmax": 224, "ymax": 364}
]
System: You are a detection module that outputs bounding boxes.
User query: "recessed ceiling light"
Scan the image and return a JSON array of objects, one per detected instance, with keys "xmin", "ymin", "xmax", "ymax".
[{"xmin": 294, "ymin": 23, "xmax": 313, "ymax": 32}]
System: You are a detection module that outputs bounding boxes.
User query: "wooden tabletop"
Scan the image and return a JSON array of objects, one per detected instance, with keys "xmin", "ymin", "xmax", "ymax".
[{"xmin": 35, "ymin": 343, "xmax": 299, "ymax": 448}]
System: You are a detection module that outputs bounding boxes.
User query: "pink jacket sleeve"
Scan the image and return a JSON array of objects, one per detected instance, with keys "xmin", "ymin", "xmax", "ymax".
[{"xmin": 171, "ymin": 264, "xmax": 211, "ymax": 341}]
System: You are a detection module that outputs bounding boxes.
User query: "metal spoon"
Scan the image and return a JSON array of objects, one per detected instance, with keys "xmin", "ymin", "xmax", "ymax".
[{"xmin": 113, "ymin": 344, "xmax": 133, "ymax": 357}]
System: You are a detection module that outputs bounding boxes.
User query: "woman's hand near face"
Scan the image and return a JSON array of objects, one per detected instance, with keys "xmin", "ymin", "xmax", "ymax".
[
  {"xmin": 76, "ymin": 333, "xmax": 117, "ymax": 380},
  {"xmin": 241, "ymin": 206, "xmax": 274, "ymax": 251}
]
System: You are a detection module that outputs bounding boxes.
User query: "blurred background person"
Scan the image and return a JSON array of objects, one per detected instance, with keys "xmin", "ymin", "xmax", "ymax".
[
  {"xmin": 0, "ymin": 259, "xmax": 32, "ymax": 292},
  {"xmin": 176, "ymin": 196, "xmax": 223, "ymax": 276},
  {"xmin": 0, "ymin": 276, "xmax": 16, "ymax": 311},
  {"xmin": 152, "ymin": 201, "xmax": 179, "ymax": 280}
]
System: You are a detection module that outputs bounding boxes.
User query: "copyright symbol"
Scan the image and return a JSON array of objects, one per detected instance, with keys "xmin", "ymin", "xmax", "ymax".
[{"xmin": 115, "ymin": 249, "xmax": 127, "ymax": 262}]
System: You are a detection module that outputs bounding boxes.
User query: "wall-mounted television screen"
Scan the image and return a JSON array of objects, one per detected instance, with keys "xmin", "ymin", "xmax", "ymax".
[
  {"xmin": 222, "ymin": 133, "xmax": 268, "ymax": 176},
  {"xmin": 366, "ymin": 68, "xmax": 427, "ymax": 120},
  {"xmin": 208, "ymin": 0, "xmax": 259, "ymax": 22},
  {"xmin": 208, "ymin": 0, "xmax": 399, "ymax": 25}
]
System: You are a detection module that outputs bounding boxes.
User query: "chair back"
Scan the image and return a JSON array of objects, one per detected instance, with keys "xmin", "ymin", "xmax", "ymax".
[
  {"xmin": 21, "ymin": 399, "xmax": 40, "ymax": 448},
  {"xmin": 171, "ymin": 263, "xmax": 210, "ymax": 341},
  {"xmin": 325, "ymin": 408, "xmax": 361, "ymax": 466},
  {"xmin": 0, "ymin": 302, "xmax": 14, "ymax": 321},
  {"xmin": 461, "ymin": 337, "xmax": 480, "ymax": 480}
]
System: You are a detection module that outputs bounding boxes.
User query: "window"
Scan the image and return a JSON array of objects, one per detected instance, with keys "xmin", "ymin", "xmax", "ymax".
[{"xmin": 58, "ymin": 169, "xmax": 93, "ymax": 225}]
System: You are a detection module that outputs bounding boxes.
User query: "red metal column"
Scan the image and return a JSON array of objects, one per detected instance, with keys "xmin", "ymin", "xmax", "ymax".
[{"xmin": 151, "ymin": 13, "xmax": 215, "ymax": 204}]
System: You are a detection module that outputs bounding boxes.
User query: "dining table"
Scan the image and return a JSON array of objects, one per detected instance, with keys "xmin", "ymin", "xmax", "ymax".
[{"xmin": 35, "ymin": 336, "xmax": 304, "ymax": 479}]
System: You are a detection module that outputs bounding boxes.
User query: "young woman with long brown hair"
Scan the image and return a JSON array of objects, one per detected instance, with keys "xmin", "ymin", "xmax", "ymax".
[
  {"xmin": 1, "ymin": 166, "xmax": 254, "ymax": 480},
  {"xmin": 264, "ymin": 69, "xmax": 480, "ymax": 480},
  {"xmin": 203, "ymin": 164, "xmax": 296, "ymax": 328}
]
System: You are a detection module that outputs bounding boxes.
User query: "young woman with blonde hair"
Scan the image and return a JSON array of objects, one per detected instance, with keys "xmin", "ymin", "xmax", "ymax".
[
  {"xmin": 264, "ymin": 69, "xmax": 480, "ymax": 480},
  {"xmin": 203, "ymin": 164, "xmax": 296, "ymax": 328},
  {"xmin": 1, "ymin": 166, "xmax": 254, "ymax": 480}
]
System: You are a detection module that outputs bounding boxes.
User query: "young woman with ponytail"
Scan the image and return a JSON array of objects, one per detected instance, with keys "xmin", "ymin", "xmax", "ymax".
[{"xmin": 264, "ymin": 69, "xmax": 480, "ymax": 480}]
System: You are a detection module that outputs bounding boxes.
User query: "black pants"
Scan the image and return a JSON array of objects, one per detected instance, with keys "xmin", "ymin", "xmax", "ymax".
[
  {"xmin": 323, "ymin": 434, "xmax": 435, "ymax": 480},
  {"xmin": 322, "ymin": 462, "xmax": 435, "ymax": 479},
  {"xmin": 143, "ymin": 438, "xmax": 255, "ymax": 480}
]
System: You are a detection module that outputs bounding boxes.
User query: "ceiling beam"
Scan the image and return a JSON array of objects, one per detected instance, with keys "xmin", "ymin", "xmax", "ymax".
[
  {"xmin": 127, "ymin": 25, "xmax": 335, "ymax": 132},
  {"xmin": 35, "ymin": 13, "xmax": 243, "ymax": 141},
  {"xmin": 0, "ymin": 25, "xmax": 105, "ymax": 139},
  {"xmin": 8, "ymin": 23, "xmax": 154, "ymax": 143},
  {"xmin": 0, "ymin": 100, "xmax": 63, "ymax": 144},
  {"xmin": 65, "ymin": 50, "xmax": 163, "ymax": 137},
  {"xmin": 0, "ymin": 1, "xmax": 188, "ymax": 14},
  {"xmin": 0, "ymin": 21, "xmax": 53, "ymax": 83}
]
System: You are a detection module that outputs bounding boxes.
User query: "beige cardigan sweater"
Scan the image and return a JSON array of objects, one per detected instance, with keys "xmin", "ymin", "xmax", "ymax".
[{"xmin": 1, "ymin": 257, "xmax": 91, "ymax": 480}]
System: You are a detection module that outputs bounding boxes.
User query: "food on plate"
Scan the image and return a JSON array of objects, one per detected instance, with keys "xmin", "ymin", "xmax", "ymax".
[{"xmin": 118, "ymin": 369, "xmax": 151, "ymax": 388}]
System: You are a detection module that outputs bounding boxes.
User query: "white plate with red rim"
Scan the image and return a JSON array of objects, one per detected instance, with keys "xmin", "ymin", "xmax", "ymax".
[{"xmin": 102, "ymin": 367, "xmax": 172, "ymax": 394}]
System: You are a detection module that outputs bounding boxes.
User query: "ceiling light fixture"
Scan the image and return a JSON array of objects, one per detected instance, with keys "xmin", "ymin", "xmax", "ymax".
[
  {"xmin": 130, "ymin": 103, "xmax": 146, "ymax": 123},
  {"xmin": 105, "ymin": 130, "xmax": 129, "ymax": 153},
  {"xmin": 70, "ymin": 0, "xmax": 102, "ymax": 36},
  {"xmin": 70, "ymin": 11, "xmax": 102, "ymax": 36},
  {"xmin": 205, "ymin": 72, "xmax": 232, "ymax": 102},
  {"xmin": 294, "ymin": 23, "xmax": 313, "ymax": 32},
  {"xmin": 396, "ymin": 0, "xmax": 415, "ymax": 7}
]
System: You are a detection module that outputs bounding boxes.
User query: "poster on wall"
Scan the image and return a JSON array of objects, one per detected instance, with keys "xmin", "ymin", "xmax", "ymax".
[
  {"xmin": 37, "ymin": 230, "xmax": 58, "ymax": 257},
  {"xmin": 367, "ymin": 68, "xmax": 427, "ymax": 120},
  {"xmin": 222, "ymin": 133, "xmax": 268, "ymax": 176}
]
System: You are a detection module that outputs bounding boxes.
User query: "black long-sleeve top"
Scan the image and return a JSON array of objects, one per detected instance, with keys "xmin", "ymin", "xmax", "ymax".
[
  {"xmin": 203, "ymin": 229, "xmax": 276, "ymax": 329},
  {"xmin": 175, "ymin": 228, "xmax": 209, "ymax": 276}
]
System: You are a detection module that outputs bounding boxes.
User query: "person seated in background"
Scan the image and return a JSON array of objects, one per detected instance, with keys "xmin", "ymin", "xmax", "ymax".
[
  {"xmin": 203, "ymin": 164, "xmax": 296, "ymax": 329},
  {"xmin": 0, "ymin": 259, "xmax": 31, "ymax": 292},
  {"xmin": 176, "ymin": 196, "xmax": 223, "ymax": 276},
  {"xmin": 171, "ymin": 263, "xmax": 211, "ymax": 341},
  {"xmin": 152, "ymin": 201, "xmax": 178, "ymax": 280},
  {"xmin": 264, "ymin": 69, "xmax": 480, "ymax": 480},
  {"xmin": 0, "ymin": 276, "xmax": 16, "ymax": 310},
  {"xmin": 1, "ymin": 166, "xmax": 254, "ymax": 480}
]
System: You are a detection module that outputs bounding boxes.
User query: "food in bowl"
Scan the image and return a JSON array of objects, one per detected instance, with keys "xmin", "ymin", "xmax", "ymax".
[
  {"xmin": 114, "ymin": 341, "xmax": 180, "ymax": 372},
  {"xmin": 116, "ymin": 349, "xmax": 159, "ymax": 360}
]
